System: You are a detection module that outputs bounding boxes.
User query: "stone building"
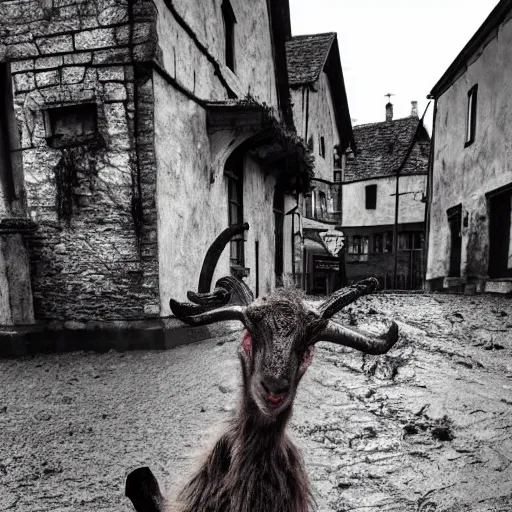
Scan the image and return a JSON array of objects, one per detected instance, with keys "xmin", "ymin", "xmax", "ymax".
[
  {"xmin": 285, "ymin": 32, "xmax": 353, "ymax": 294},
  {"xmin": 341, "ymin": 102, "xmax": 430, "ymax": 290},
  {"xmin": 426, "ymin": 0, "xmax": 512, "ymax": 294},
  {"xmin": 0, "ymin": 0, "xmax": 312, "ymax": 328}
]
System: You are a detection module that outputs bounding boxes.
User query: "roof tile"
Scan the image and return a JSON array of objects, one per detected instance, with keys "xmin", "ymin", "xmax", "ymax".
[
  {"xmin": 285, "ymin": 33, "xmax": 336, "ymax": 86},
  {"xmin": 344, "ymin": 116, "xmax": 430, "ymax": 182}
]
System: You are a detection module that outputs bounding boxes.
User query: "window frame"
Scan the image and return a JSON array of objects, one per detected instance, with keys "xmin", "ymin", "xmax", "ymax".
[
  {"xmin": 221, "ymin": 0, "xmax": 237, "ymax": 73},
  {"xmin": 225, "ymin": 155, "xmax": 244, "ymax": 267},
  {"xmin": 465, "ymin": 84, "xmax": 478, "ymax": 147},
  {"xmin": 319, "ymin": 136, "xmax": 325, "ymax": 158},
  {"xmin": 365, "ymin": 184, "xmax": 377, "ymax": 210}
]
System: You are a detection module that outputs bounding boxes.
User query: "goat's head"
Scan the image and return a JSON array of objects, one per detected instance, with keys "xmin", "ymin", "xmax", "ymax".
[{"xmin": 170, "ymin": 277, "xmax": 398, "ymax": 420}]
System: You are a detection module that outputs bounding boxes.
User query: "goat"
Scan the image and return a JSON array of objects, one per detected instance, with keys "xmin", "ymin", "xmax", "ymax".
[{"xmin": 126, "ymin": 275, "xmax": 399, "ymax": 512}]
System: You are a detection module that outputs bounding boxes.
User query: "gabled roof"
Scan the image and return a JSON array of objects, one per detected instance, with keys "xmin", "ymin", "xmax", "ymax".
[
  {"xmin": 430, "ymin": 0, "xmax": 511, "ymax": 98},
  {"xmin": 344, "ymin": 116, "xmax": 430, "ymax": 183},
  {"xmin": 285, "ymin": 32, "xmax": 354, "ymax": 153},
  {"xmin": 285, "ymin": 32, "xmax": 336, "ymax": 85}
]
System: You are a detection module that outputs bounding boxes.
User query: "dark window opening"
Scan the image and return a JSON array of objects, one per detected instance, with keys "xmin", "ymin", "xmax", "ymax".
[
  {"xmin": 305, "ymin": 193, "xmax": 313, "ymax": 218},
  {"xmin": 384, "ymin": 231, "xmax": 393, "ymax": 252},
  {"xmin": 319, "ymin": 136, "xmax": 325, "ymax": 158},
  {"xmin": 273, "ymin": 181, "xmax": 285, "ymax": 285},
  {"xmin": 365, "ymin": 184, "xmax": 377, "ymax": 209},
  {"xmin": 44, "ymin": 103, "xmax": 98, "ymax": 148},
  {"xmin": 222, "ymin": 0, "xmax": 237, "ymax": 73},
  {"xmin": 319, "ymin": 191, "xmax": 327, "ymax": 218},
  {"xmin": 374, "ymin": 233, "xmax": 383, "ymax": 253},
  {"xmin": 333, "ymin": 170, "xmax": 342, "ymax": 183},
  {"xmin": 387, "ymin": 142, "xmax": 394, "ymax": 154},
  {"xmin": 226, "ymin": 152, "xmax": 244, "ymax": 267},
  {"xmin": 0, "ymin": 63, "xmax": 16, "ymax": 201},
  {"xmin": 465, "ymin": 84, "xmax": 478, "ymax": 147},
  {"xmin": 447, "ymin": 204, "xmax": 462, "ymax": 277}
]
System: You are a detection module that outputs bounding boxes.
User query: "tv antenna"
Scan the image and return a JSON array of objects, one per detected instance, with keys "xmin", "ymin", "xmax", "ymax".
[{"xmin": 385, "ymin": 93, "xmax": 395, "ymax": 103}]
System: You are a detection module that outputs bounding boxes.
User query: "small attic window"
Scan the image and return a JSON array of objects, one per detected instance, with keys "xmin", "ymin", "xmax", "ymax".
[
  {"xmin": 387, "ymin": 142, "xmax": 394, "ymax": 154},
  {"xmin": 222, "ymin": 0, "xmax": 237, "ymax": 73},
  {"xmin": 44, "ymin": 103, "xmax": 98, "ymax": 148},
  {"xmin": 319, "ymin": 136, "xmax": 325, "ymax": 158}
]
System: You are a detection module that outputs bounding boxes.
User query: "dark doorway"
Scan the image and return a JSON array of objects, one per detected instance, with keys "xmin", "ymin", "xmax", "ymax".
[
  {"xmin": 273, "ymin": 181, "xmax": 285, "ymax": 286},
  {"xmin": 447, "ymin": 205, "xmax": 462, "ymax": 278},
  {"xmin": 489, "ymin": 189, "xmax": 512, "ymax": 278}
]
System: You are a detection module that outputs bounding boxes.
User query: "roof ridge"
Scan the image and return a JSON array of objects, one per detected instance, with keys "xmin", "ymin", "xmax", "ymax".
[
  {"xmin": 289, "ymin": 31, "xmax": 336, "ymax": 39},
  {"xmin": 353, "ymin": 115, "xmax": 418, "ymax": 129}
]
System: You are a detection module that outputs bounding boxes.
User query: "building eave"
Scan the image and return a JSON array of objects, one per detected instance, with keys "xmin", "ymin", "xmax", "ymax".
[
  {"xmin": 430, "ymin": 0, "xmax": 512, "ymax": 99},
  {"xmin": 206, "ymin": 99, "xmax": 314, "ymax": 193}
]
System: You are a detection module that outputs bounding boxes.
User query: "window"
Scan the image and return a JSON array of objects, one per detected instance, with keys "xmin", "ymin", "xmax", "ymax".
[
  {"xmin": 465, "ymin": 84, "xmax": 478, "ymax": 147},
  {"xmin": 347, "ymin": 235, "xmax": 369, "ymax": 261},
  {"xmin": 44, "ymin": 103, "xmax": 98, "ymax": 148},
  {"xmin": 387, "ymin": 142, "xmax": 394, "ymax": 154},
  {"xmin": 384, "ymin": 231, "xmax": 393, "ymax": 252},
  {"xmin": 319, "ymin": 191, "xmax": 327, "ymax": 218},
  {"xmin": 374, "ymin": 233, "xmax": 383, "ymax": 253},
  {"xmin": 319, "ymin": 136, "xmax": 325, "ymax": 158},
  {"xmin": 273, "ymin": 181, "xmax": 285, "ymax": 284},
  {"xmin": 226, "ymin": 153, "xmax": 244, "ymax": 267},
  {"xmin": 0, "ymin": 63, "xmax": 17, "ymax": 201},
  {"xmin": 333, "ymin": 170, "xmax": 342, "ymax": 183},
  {"xmin": 222, "ymin": 0, "xmax": 237, "ymax": 72},
  {"xmin": 365, "ymin": 184, "xmax": 377, "ymax": 209}
]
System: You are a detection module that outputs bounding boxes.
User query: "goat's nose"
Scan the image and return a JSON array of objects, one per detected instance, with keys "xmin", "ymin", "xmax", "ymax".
[{"xmin": 260, "ymin": 377, "xmax": 290, "ymax": 396}]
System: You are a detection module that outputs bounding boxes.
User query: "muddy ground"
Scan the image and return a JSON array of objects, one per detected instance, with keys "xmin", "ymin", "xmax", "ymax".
[{"xmin": 1, "ymin": 293, "xmax": 511, "ymax": 511}]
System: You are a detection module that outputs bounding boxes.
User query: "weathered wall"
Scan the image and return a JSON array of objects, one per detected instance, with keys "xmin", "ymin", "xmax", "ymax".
[
  {"xmin": 154, "ymin": 71, "xmax": 292, "ymax": 311},
  {"xmin": 427, "ymin": 14, "xmax": 512, "ymax": 282},
  {"xmin": 153, "ymin": 0, "xmax": 278, "ymax": 107},
  {"xmin": 154, "ymin": 72, "xmax": 228, "ymax": 313},
  {"xmin": 243, "ymin": 156, "xmax": 277, "ymax": 296},
  {"xmin": 291, "ymin": 72, "xmax": 340, "ymax": 182},
  {"xmin": 0, "ymin": 0, "xmax": 160, "ymax": 320},
  {"xmin": 343, "ymin": 174, "xmax": 427, "ymax": 227}
]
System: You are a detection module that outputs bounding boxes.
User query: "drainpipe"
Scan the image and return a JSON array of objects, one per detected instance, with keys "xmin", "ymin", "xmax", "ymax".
[{"xmin": 424, "ymin": 95, "xmax": 438, "ymax": 290}]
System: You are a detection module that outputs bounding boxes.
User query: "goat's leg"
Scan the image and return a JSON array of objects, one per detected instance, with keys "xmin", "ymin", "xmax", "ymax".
[{"xmin": 126, "ymin": 467, "xmax": 165, "ymax": 512}]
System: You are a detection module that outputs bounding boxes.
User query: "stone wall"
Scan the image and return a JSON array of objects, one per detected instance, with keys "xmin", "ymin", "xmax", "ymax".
[{"xmin": 0, "ymin": 0, "xmax": 160, "ymax": 321}]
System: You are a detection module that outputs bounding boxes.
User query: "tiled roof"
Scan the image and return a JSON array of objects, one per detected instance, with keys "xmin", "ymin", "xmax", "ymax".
[
  {"xmin": 344, "ymin": 116, "xmax": 430, "ymax": 182},
  {"xmin": 285, "ymin": 33, "xmax": 336, "ymax": 85}
]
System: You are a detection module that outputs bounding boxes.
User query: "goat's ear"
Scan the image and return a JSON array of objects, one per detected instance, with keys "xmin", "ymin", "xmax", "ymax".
[{"xmin": 125, "ymin": 467, "xmax": 165, "ymax": 512}]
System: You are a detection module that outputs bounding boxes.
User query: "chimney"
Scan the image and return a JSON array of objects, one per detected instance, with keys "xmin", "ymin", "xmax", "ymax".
[
  {"xmin": 411, "ymin": 100, "xmax": 418, "ymax": 117},
  {"xmin": 385, "ymin": 102, "xmax": 393, "ymax": 122}
]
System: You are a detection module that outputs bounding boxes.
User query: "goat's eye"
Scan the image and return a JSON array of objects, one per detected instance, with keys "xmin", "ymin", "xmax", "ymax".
[{"xmin": 241, "ymin": 330, "xmax": 252, "ymax": 355}]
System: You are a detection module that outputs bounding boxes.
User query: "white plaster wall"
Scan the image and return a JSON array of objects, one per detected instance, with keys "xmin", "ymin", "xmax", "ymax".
[
  {"xmin": 154, "ymin": 0, "xmax": 278, "ymax": 108},
  {"xmin": 155, "ymin": 73, "xmax": 292, "ymax": 312},
  {"xmin": 291, "ymin": 73, "xmax": 341, "ymax": 182},
  {"xmin": 154, "ymin": 73, "xmax": 229, "ymax": 313},
  {"xmin": 342, "ymin": 175, "xmax": 427, "ymax": 227},
  {"xmin": 427, "ymin": 15, "xmax": 512, "ymax": 281},
  {"xmin": 243, "ymin": 157, "xmax": 276, "ymax": 296},
  {"xmin": 306, "ymin": 72, "xmax": 340, "ymax": 181}
]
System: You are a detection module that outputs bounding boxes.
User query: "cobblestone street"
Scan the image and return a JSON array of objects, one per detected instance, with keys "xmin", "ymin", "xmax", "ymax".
[{"xmin": 1, "ymin": 293, "xmax": 512, "ymax": 512}]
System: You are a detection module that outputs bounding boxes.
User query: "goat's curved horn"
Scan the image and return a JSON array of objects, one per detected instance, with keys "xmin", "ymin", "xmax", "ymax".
[
  {"xmin": 316, "ymin": 320, "xmax": 399, "ymax": 355},
  {"xmin": 169, "ymin": 301, "xmax": 247, "ymax": 326},
  {"xmin": 317, "ymin": 277, "xmax": 379, "ymax": 319},
  {"xmin": 188, "ymin": 276, "xmax": 254, "ymax": 307},
  {"xmin": 197, "ymin": 223, "xmax": 250, "ymax": 293}
]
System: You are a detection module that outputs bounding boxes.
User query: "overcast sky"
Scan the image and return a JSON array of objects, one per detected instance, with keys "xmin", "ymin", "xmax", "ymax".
[{"xmin": 289, "ymin": 0, "xmax": 500, "ymax": 131}]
